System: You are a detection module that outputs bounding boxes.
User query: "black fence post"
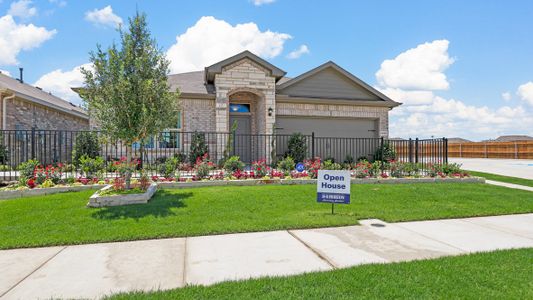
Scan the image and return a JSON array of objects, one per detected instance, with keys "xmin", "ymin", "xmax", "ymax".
[
  {"xmin": 30, "ymin": 128, "xmax": 35, "ymax": 160},
  {"xmin": 408, "ymin": 138, "xmax": 413, "ymax": 163},
  {"xmin": 311, "ymin": 132, "xmax": 315, "ymax": 158},
  {"xmin": 444, "ymin": 137, "xmax": 448, "ymax": 164},
  {"xmin": 415, "ymin": 138, "xmax": 419, "ymax": 163},
  {"xmin": 380, "ymin": 136, "xmax": 384, "ymax": 173}
]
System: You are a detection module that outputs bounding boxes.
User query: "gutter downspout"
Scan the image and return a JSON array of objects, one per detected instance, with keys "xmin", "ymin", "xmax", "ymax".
[{"xmin": 0, "ymin": 90, "xmax": 16, "ymax": 130}]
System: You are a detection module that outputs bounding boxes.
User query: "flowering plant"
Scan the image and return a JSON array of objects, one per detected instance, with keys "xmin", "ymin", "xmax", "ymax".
[
  {"xmin": 290, "ymin": 170, "xmax": 309, "ymax": 179},
  {"xmin": 251, "ymin": 159, "xmax": 269, "ymax": 178},
  {"xmin": 114, "ymin": 156, "xmax": 140, "ymax": 177},
  {"xmin": 194, "ymin": 153, "xmax": 214, "ymax": 179},
  {"xmin": 304, "ymin": 157, "xmax": 321, "ymax": 179},
  {"xmin": 270, "ymin": 169, "xmax": 284, "ymax": 178},
  {"xmin": 353, "ymin": 160, "xmax": 372, "ymax": 178}
]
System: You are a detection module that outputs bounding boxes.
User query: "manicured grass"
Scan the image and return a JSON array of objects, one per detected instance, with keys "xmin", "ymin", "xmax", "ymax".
[
  {"xmin": 107, "ymin": 248, "xmax": 533, "ymax": 300},
  {"xmin": 468, "ymin": 170, "xmax": 533, "ymax": 187},
  {"xmin": 1, "ymin": 183, "xmax": 532, "ymax": 249}
]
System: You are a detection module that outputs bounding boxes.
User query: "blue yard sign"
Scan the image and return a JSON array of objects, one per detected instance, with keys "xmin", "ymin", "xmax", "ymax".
[
  {"xmin": 317, "ymin": 170, "xmax": 351, "ymax": 213},
  {"xmin": 295, "ymin": 162, "xmax": 305, "ymax": 172}
]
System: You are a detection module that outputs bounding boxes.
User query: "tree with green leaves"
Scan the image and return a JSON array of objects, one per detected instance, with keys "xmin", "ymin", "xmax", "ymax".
[{"xmin": 80, "ymin": 12, "xmax": 179, "ymax": 188}]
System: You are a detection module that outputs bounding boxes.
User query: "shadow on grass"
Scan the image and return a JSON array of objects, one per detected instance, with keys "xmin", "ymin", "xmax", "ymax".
[{"xmin": 91, "ymin": 190, "xmax": 191, "ymax": 220}]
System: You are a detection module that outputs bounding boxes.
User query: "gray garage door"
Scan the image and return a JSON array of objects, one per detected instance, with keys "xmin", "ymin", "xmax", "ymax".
[
  {"xmin": 275, "ymin": 116, "xmax": 380, "ymax": 162},
  {"xmin": 276, "ymin": 116, "xmax": 378, "ymax": 138}
]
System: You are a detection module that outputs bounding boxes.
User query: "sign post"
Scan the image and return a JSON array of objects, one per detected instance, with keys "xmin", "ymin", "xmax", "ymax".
[{"xmin": 317, "ymin": 170, "xmax": 351, "ymax": 214}]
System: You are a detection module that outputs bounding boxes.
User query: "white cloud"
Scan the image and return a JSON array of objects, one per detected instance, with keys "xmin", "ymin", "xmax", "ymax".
[
  {"xmin": 376, "ymin": 40, "xmax": 454, "ymax": 91},
  {"xmin": 0, "ymin": 15, "xmax": 57, "ymax": 66},
  {"xmin": 166, "ymin": 16, "xmax": 292, "ymax": 73},
  {"xmin": 34, "ymin": 63, "xmax": 92, "ymax": 104},
  {"xmin": 252, "ymin": 0, "xmax": 275, "ymax": 6},
  {"xmin": 501, "ymin": 91, "xmax": 512, "ymax": 102},
  {"xmin": 0, "ymin": 69, "xmax": 11, "ymax": 77},
  {"xmin": 286, "ymin": 44, "xmax": 309, "ymax": 59},
  {"xmin": 8, "ymin": 0, "xmax": 37, "ymax": 19},
  {"xmin": 378, "ymin": 40, "xmax": 533, "ymax": 140},
  {"xmin": 85, "ymin": 6, "xmax": 122, "ymax": 28},
  {"xmin": 517, "ymin": 82, "xmax": 533, "ymax": 107},
  {"xmin": 49, "ymin": 0, "xmax": 66, "ymax": 7}
]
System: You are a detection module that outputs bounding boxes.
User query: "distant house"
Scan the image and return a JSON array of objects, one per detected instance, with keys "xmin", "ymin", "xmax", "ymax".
[
  {"xmin": 0, "ymin": 71, "xmax": 89, "ymax": 131},
  {"xmin": 447, "ymin": 137, "xmax": 472, "ymax": 144},
  {"xmin": 491, "ymin": 135, "xmax": 533, "ymax": 142}
]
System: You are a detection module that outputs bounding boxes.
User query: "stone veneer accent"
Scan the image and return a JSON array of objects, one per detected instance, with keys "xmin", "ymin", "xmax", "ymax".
[
  {"xmin": 214, "ymin": 58, "xmax": 276, "ymax": 134},
  {"xmin": 276, "ymin": 102, "xmax": 390, "ymax": 137},
  {"xmin": 5, "ymin": 97, "xmax": 89, "ymax": 130}
]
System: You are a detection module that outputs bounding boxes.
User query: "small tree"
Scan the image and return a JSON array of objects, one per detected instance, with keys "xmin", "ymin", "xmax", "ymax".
[
  {"xmin": 80, "ymin": 12, "xmax": 179, "ymax": 188},
  {"xmin": 189, "ymin": 132, "xmax": 208, "ymax": 163},
  {"xmin": 72, "ymin": 132, "xmax": 100, "ymax": 166},
  {"xmin": 287, "ymin": 132, "xmax": 307, "ymax": 163},
  {"xmin": 221, "ymin": 121, "xmax": 238, "ymax": 166}
]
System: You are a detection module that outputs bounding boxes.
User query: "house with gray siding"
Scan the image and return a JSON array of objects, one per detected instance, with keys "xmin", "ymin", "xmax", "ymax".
[{"xmin": 169, "ymin": 50, "xmax": 400, "ymax": 136}]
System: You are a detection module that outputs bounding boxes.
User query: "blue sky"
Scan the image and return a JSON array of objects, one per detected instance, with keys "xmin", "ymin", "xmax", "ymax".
[{"xmin": 1, "ymin": 0, "xmax": 532, "ymax": 139}]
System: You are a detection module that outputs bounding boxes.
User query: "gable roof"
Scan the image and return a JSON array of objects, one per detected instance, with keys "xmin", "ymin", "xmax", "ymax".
[
  {"xmin": 168, "ymin": 71, "xmax": 215, "ymax": 95},
  {"xmin": 277, "ymin": 61, "xmax": 401, "ymax": 107},
  {"xmin": 205, "ymin": 50, "xmax": 286, "ymax": 83},
  {"xmin": 0, "ymin": 73, "xmax": 88, "ymax": 119}
]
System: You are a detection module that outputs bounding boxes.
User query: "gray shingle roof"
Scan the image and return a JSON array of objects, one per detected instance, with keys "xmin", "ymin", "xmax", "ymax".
[
  {"xmin": 167, "ymin": 70, "xmax": 292, "ymax": 95},
  {"xmin": 0, "ymin": 73, "xmax": 88, "ymax": 119}
]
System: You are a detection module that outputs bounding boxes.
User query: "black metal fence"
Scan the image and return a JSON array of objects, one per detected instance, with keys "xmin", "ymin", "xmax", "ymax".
[{"xmin": 0, "ymin": 129, "xmax": 448, "ymax": 181}]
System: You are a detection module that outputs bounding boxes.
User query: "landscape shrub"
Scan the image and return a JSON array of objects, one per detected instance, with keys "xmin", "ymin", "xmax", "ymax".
[
  {"xmin": 374, "ymin": 142, "xmax": 396, "ymax": 162},
  {"xmin": 322, "ymin": 159, "xmax": 342, "ymax": 170},
  {"xmin": 0, "ymin": 141, "xmax": 9, "ymax": 165},
  {"xmin": 194, "ymin": 153, "xmax": 214, "ymax": 179},
  {"xmin": 79, "ymin": 155, "xmax": 105, "ymax": 178},
  {"xmin": 18, "ymin": 159, "xmax": 40, "ymax": 178},
  {"xmin": 223, "ymin": 156, "xmax": 245, "ymax": 173},
  {"xmin": 113, "ymin": 157, "xmax": 140, "ymax": 178},
  {"xmin": 277, "ymin": 156, "xmax": 295, "ymax": 174},
  {"xmin": 189, "ymin": 132, "xmax": 209, "ymax": 163},
  {"xmin": 286, "ymin": 133, "xmax": 307, "ymax": 163},
  {"xmin": 72, "ymin": 132, "xmax": 100, "ymax": 166},
  {"xmin": 343, "ymin": 154, "xmax": 355, "ymax": 165},
  {"xmin": 353, "ymin": 160, "xmax": 372, "ymax": 178},
  {"xmin": 33, "ymin": 165, "xmax": 62, "ymax": 185},
  {"xmin": 158, "ymin": 157, "xmax": 179, "ymax": 178}
]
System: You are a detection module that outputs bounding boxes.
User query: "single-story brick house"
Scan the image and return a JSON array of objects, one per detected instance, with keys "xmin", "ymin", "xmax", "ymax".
[
  {"xmin": 0, "ymin": 71, "xmax": 89, "ymax": 131},
  {"xmin": 168, "ymin": 50, "xmax": 400, "ymax": 139},
  {"xmin": 83, "ymin": 51, "xmax": 401, "ymax": 163}
]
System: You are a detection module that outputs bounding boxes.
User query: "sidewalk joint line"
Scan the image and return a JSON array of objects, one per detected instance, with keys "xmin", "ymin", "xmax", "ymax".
[
  {"xmin": 458, "ymin": 218, "xmax": 533, "ymax": 242},
  {"xmin": 182, "ymin": 237, "xmax": 188, "ymax": 287},
  {"xmin": 0, "ymin": 246, "xmax": 68, "ymax": 298},
  {"xmin": 287, "ymin": 230, "xmax": 338, "ymax": 270},
  {"xmin": 391, "ymin": 222, "xmax": 468, "ymax": 253}
]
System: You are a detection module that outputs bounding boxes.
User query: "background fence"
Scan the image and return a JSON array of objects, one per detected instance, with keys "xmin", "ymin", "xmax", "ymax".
[
  {"xmin": 0, "ymin": 129, "xmax": 448, "ymax": 181},
  {"xmin": 448, "ymin": 141, "xmax": 533, "ymax": 159}
]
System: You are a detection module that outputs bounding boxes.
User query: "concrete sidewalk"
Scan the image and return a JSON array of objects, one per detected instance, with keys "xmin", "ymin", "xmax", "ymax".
[{"xmin": 1, "ymin": 214, "xmax": 533, "ymax": 299}]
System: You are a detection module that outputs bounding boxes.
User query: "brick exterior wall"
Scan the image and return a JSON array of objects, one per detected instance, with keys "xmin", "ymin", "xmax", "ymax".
[
  {"xmin": 181, "ymin": 98, "xmax": 216, "ymax": 132},
  {"xmin": 276, "ymin": 102, "xmax": 389, "ymax": 137},
  {"xmin": 5, "ymin": 97, "xmax": 89, "ymax": 130}
]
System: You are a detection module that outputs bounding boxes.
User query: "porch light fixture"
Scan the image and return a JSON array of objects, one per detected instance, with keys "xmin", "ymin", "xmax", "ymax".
[{"xmin": 268, "ymin": 107, "xmax": 273, "ymax": 116}]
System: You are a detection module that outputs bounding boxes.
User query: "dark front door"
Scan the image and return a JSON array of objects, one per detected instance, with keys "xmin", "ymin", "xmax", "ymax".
[{"xmin": 229, "ymin": 114, "xmax": 251, "ymax": 163}]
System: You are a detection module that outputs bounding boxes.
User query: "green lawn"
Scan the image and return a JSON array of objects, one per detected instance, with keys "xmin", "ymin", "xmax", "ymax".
[
  {"xmin": 1, "ymin": 183, "xmax": 532, "ymax": 249},
  {"xmin": 107, "ymin": 248, "xmax": 533, "ymax": 300},
  {"xmin": 468, "ymin": 170, "xmax": 533, "ymax": 187}
]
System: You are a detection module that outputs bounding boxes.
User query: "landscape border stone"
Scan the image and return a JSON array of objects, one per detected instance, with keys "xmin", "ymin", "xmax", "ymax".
[
  {"xmin": 158, "ymin": 177, "xmax": 485, "ymax": 189},
  {"xmin": 87, "ymin": 183, "xmax": 158, "ymax": 208},
  {"xmin": 0, "ymin": 184, "xmax": 105, "ymax": 201}
]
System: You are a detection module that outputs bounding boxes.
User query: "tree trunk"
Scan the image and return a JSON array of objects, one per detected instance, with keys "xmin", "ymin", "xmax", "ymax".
[{"xmin": 126, "ymin": 144, "xmax": 132, "ymax": 189}]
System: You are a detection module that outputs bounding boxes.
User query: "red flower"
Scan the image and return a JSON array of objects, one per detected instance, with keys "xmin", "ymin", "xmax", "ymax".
[{"xmin": 27, "ymin": 178, "xmax": 36, "ymax": 189}]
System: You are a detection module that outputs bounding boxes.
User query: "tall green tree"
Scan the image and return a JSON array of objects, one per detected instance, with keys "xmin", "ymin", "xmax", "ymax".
[{"xmin": 80, "ymin": 12, "xmax": 179, "ymax": 188}]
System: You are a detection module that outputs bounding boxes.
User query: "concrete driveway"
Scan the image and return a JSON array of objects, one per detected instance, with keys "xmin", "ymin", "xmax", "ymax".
[
  {"xmin": 450, "ymin": 158, "xmax": 533, "ymax": 179},
  {"xmin": 1, "ymin": 213, "xmax": 532, "ymax": 299}
]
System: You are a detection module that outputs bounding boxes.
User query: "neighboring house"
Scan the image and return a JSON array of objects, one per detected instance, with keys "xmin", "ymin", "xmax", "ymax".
[
  {"xmin": 167, "ymin": 51, "xmax": 400, "ymax": 138},
  {"xmin": 490, "ymin": 135, "xmax": 533, "ymax": 142},
  {"xmin": 447, "ymin": 137, "xmax": 472, "ymax": 144},
  {"xmin": 0, "ymin": 71, "xmax": 89, "ymax": 131}
]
